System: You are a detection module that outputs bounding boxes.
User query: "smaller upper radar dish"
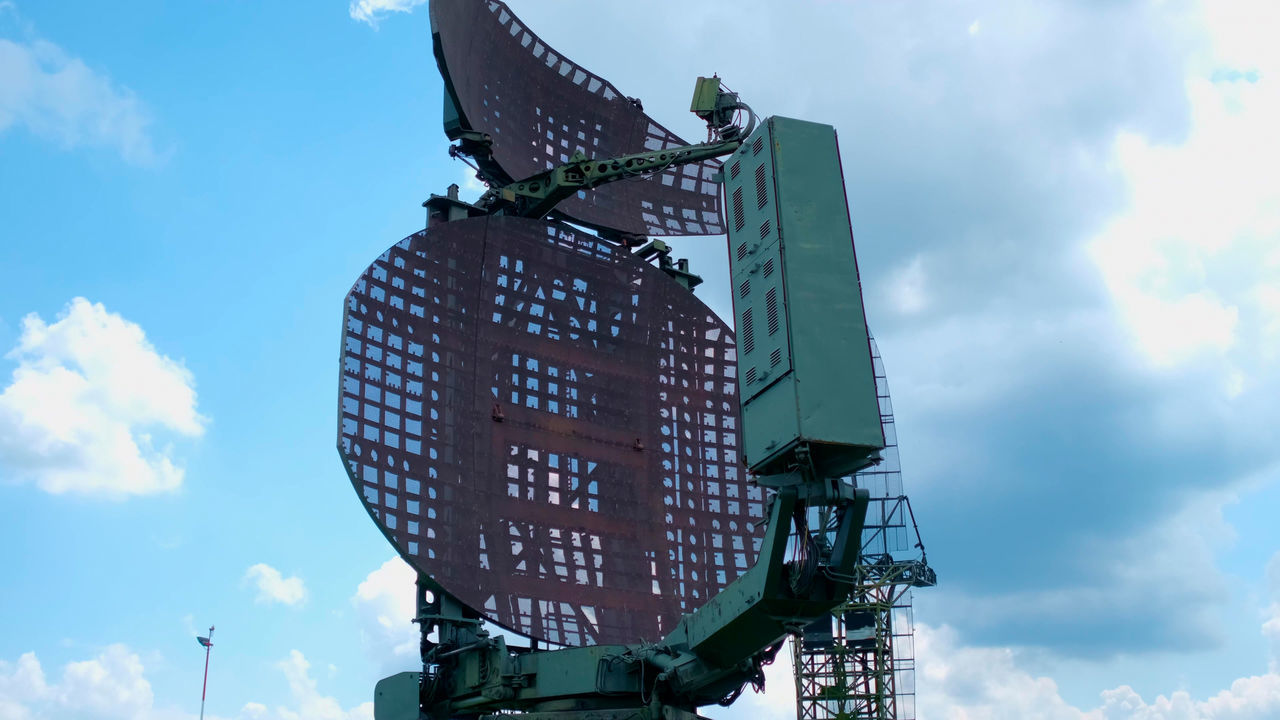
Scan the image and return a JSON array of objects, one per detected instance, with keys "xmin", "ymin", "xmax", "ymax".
[{"xmin": 430, "ymin": 0, "xmax": 725, "ymax": 238}]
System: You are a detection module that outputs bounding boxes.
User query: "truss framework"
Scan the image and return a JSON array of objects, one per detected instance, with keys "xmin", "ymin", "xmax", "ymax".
[{"xmin": 792, "ymin": 340, "xmax": 934, "ymax": 720}]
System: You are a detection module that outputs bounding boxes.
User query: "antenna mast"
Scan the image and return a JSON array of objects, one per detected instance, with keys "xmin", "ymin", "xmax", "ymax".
[{"xmin": 196, "ymin": 625, "xmax": 215, "ymax": 720}]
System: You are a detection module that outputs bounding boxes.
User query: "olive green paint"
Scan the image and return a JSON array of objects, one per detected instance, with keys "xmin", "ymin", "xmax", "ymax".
[{"xmin": 724, "ymin": 116, "xmax": 884, "ymax": 477}]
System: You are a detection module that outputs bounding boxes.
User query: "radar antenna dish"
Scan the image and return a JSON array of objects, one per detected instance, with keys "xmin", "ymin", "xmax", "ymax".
[
  {"xmin": 431, "ymin": 0, "xmax": 726, "ymax": 239},
  {"xmin": 340, "ymin": 3, "xmax": 935, "ymax": 718},
  {"xmin": 338, "ymin": 216, "xmax": 764, "ymax": 646}
]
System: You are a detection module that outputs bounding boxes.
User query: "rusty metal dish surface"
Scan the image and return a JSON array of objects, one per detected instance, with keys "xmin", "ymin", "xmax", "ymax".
[
  {"xmin": 431, "ymin": 0, "xmax": 724, "ymax": 238},
  {"xmin": 338, "ymin": 216, "xmax": 763, "ymax": 646}
]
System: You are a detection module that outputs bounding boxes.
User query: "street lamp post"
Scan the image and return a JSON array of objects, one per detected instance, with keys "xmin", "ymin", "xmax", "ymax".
[{"xmin": 196, "ymin": 625, "xmax": 215, "ymax": 720}]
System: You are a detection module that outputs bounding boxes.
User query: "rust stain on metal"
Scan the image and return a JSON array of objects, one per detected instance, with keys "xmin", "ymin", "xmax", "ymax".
[{"xmin": 338, "ymin": 217, "xmax": 763, "ymax": 646}]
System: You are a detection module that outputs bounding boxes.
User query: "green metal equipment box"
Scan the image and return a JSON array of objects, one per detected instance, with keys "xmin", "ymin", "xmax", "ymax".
[{"xmin": 724, "ymin": 116, "xmax": 884, "ymax": 478}]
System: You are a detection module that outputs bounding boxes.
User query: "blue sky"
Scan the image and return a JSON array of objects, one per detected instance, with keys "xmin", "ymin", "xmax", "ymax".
[{"xmin": 2, "ymin": 1, "xmax": 1279, "ymax": 719}]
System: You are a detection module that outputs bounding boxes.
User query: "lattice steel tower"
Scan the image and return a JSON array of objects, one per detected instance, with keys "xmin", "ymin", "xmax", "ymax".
[{"xmin": 793, "ymin": 339, "xmax": 936, "ymax": 720}]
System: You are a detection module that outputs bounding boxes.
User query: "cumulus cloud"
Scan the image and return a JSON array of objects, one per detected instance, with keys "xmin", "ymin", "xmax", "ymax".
[
  {"xmin": 1089, "ymin": 8, "xmax": 1280, "ymax": 371},
  {"xmin": 0, "ymin": 644, "xmax": 156, "ymax": 720},
  {"xmin": 893, "ymin": 0, "xmax": 1280, "ymax": 654},
  {"xmin": 348, "ymin": 0, "xmax": 426, "ymax": 28},
  {"xmin": 0, "ymin": 297, "xmax": 205, "ymax": 499},
  {"xmin": 268, "ymin": 651, "xmax": 372, "ymax": 720},
  {"xmin": 930, "ymin": 489, "xmax": 1237, "ymax": 655},
  {"xmin": 352, "ymin": 557, "xmax": 418, "ymax": 673},
  {"xmin": 230, "ymin": 651, "xmax": 371, "ymax": 720},
  {"xmin": 244, "ymin": 564, "xmax": 309, "ymax": 607},
  {"xmin": 0, "ymin": 645, "xmax": 370, "ymax": 720},
  {"xmin": 916, "ymin": 620, "xmax": 1280, "ymax": 720},
  {"xmin": 917, "ymin": 625, "xmax": 1094, "ymax": 720},
  {"xmin": 0, "ymin": 10, "xmax": 160, "ymax": 164},
  {"xmin": 914, "ymin": 555, "xmax": 1280, "ymax": 718},
  {"xmin": 0, "ymin": 650, "xmax": 48, "ymax": 719}
]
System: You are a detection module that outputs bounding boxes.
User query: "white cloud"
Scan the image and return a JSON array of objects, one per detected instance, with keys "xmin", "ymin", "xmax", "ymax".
[
  {"xmin": 457, "ymin": 165, "xmax": 488, "ymax": 203},
  {"xmin": 888, "ymin": 254, "xmax": 930, "ymax": 315},
  {"xmin": 915, "ymin": 622, "xmax": 1280, "ymax": 720},
  {"xmin": 1266, "ymin": 606, "xmax": 1280, "ymax": 675},
  {"xmin": 0, "ymin": 14, "xmax": 160, "ymax": 164},
  {"xmin": 0, "ymin": 645, "xmax": 156, "ymax": 720},
  {"xmin": 0, "ymin": 651, "xmax": 47, "ymax": 720},
  {"xmin": 715, "ymin": 545, "xmax": 1280, "ymax": 720},
  {"xmin": 244, "ymin": 564, "xmax": 309, "ymax": 607},
  {"xmin": 703, "ymin": 644, "xmax": 797, "ymax": 720},
  {"xmin": 936, "ymin": 491, "xmax": 1235, "ymax": 654},
  {"xmin": 0, "ymin": 298, "xmax": 205, "ymax": 499},
  {"xmin": 59, "ymin": 645, "xmax": 155, "ymax": 719},
  {"xmin": 1266, "ymin": 552, "xmax": 1280, "ymax": 672},
  {"xmin": 269, "ymin": 651, "xmax": 372, "ymax": 720},
  {"xmin": 351, "ymin": 557, "xmax": 418, "ymax": 673},
  {"xmin": 0, "ymin": 645, "xmax": 369, "ymax": 720},
  {"xmin": 1099, "ymin": 677, "xmax": 1280, "ymax": 720},
  {"xmin": 226, "ymin": 650, "xmax": 371, "ymax": 720},
  {"xmin": 917, "ymin": 624, "xmax": 1097, "ymax": 720},
  {"xmin": 1088, "ymin": 1, "xmax": 1280, "ymax": 372},
  {"xmin": 348, "ymin": 0, "xmax": 426, "ymax": 28}
]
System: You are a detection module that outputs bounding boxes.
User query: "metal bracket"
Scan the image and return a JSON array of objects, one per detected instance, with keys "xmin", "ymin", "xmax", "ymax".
[{"xmin": 633, "ymin": 240, "xmax": 704, "ymax": 290}]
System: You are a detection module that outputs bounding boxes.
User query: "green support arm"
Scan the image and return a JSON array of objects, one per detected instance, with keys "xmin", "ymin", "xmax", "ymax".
[
  {"xmin": 489, "ymin": 140, "xmax": 739, "ymax": 220},
  {"xmin": 381, "ymin": 474, "xmax": 870, "ymax": 719},
  {"xmin": 642, "ymin": 479, "xmax": 870, "ymax": 705}
]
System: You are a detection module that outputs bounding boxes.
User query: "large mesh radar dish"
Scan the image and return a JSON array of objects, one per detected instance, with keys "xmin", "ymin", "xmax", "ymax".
[
  {"xmin": 338, "ymin": 216, "xmax": 763, "ymax": 646},
  {"xmin": 431, "ymin": 0, "xmax": 724, "ymax": 238}
]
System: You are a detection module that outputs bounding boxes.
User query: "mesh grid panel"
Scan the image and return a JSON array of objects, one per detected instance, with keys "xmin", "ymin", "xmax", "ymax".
[{"xmin": 339, "ymin": 217, "xmax": 763, "ymax": 646}]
